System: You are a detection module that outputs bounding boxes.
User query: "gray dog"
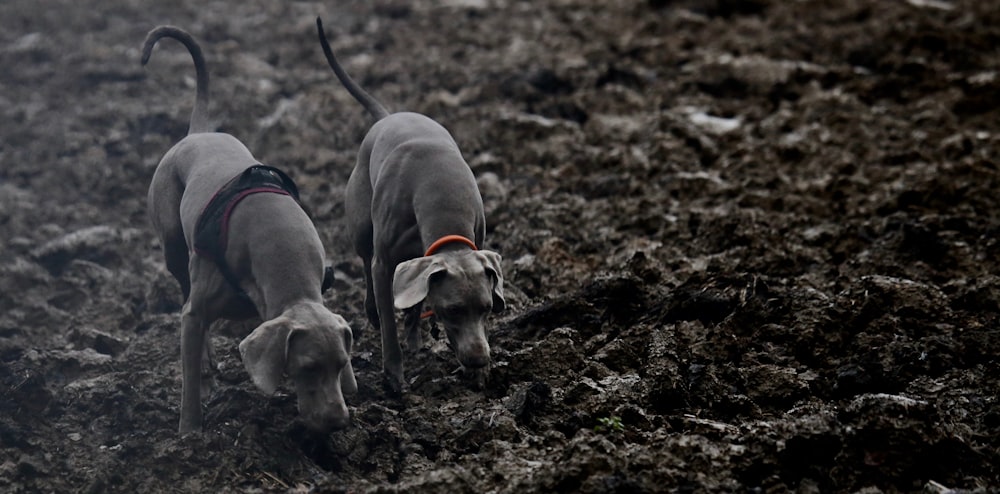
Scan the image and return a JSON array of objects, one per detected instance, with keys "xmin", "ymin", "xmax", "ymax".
[
  {"xmin": 316, "ymin": 18, "xmax": 505, "ymax": 393},
  {"xmin": 142, "ymin": 26, "xmax": 356, "ymax": 433}
]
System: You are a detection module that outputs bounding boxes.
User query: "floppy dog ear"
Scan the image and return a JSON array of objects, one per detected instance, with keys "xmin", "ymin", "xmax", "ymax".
[
  {"xmin": 477, "ymin": 250, "xmax": 506, "ymax": 313},
  {"xmin": 339, "ymin": 325, "xmax": 358, "ymax": 395},
  {"xmin": 393, "ymin": 257, "xmax": 447, "ymax": 310},
  {"xmin": 239, "ymin": 317, "xmax": 295, "ymax": 395}
]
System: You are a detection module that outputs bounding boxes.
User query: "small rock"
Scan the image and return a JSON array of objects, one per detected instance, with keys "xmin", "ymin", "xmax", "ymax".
[
  {"xmin": 905, "ymin": 0, "xmax": 954, "ymax": 11},
  {"xmin": 684, "ymin": 108, "xmax": 741, "ymax": 135},
  {"xmin": 9, "ymin": 33, "xmax": 43, "ymax": 53}
]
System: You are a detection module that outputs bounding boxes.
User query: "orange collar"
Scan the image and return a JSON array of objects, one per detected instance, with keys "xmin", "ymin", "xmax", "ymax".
[
  {"xmin": 424, "ymin": 234, "xmax": 478, "ymax": 257},
  {"xmin": 419, "ymin": 235, "xmax": 478, "ymax": 319}
]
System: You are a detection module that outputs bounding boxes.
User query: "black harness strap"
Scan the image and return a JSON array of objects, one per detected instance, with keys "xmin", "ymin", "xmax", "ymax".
[{"xmin": 193, "ymin": 165, "xmax": 334, "ymax": 299}]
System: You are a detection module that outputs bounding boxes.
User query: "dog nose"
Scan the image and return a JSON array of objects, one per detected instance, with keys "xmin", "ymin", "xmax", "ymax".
[
  {"xmin": 308, "ymin": 413, "xmax": 349, "ymax": 433},
  {"xmin": 459, "ymin": 347, "xmax": 491, "ymax": 368},
  {"xmin": 325, "ymin": 413, "xmax": 350, "ymax": 431},
  {"xmin": 304, "ymin": 405, "xmax": 350, "ymax": 433}
]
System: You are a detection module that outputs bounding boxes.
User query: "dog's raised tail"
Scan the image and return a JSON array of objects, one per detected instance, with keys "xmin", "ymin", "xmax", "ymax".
[
  {"xmin": 141, "ymin": 26, "xmax": 212, "ymax": 135},
  {"xmin": 316, "ymin": 17, "xmax": 390, "ymax": 121}
]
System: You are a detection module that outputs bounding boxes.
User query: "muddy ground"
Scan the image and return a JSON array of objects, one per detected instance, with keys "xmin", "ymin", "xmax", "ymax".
[{"xmin": 2, "ymin": 0, "xmax": 999, "ymax": 492}]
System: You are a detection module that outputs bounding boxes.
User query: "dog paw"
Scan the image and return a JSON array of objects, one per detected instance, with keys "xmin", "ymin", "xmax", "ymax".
[
  {"xmin": 200, "ymin": 375, "xmax": 217, "ymax": 400},
  {"xmin": 455, "ymin": 364, "xmax": 490, "ymax": 390},
  {"xmin": 473, "ymin": 367, "xmax": 490, "ymax": 390},
  {"xmin": 382, "ymin": 372, "xmax": 405, "ymax": 397},
  {"xmin": 178, "ymin": 416, "xmax": 203, "ymax": 435},
  {"xmin": 404, "ymin": 334, "xmax": 424, "ymax": 353}
]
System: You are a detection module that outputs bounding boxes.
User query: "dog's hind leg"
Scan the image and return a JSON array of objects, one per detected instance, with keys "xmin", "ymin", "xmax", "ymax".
[
  {"xmin": 178, "ymin": 299, "xmax": 208, "ymax": 433},
  {"xmin": 164, "ymin": 237, "xmax": 191, "ymax": 300},
  {"xmin": 362, "ymin": 254, "xmax": 379, "ymax": 332},
  {"xmin": 148, "ymin": 166, "xmax": 191, "ymax": 300},
  {"xmin": 177, "ymin": 258, "xmax": 218, "ymax": 433}
]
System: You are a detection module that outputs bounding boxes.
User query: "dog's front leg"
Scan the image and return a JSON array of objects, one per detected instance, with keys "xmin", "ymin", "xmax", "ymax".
[
  {"xmin": 179, "ymin": 301, "xmax": 207, "ymax": 433},
  {"xmin": 373, "ymin": 258, "xmax": 404, "ymax": 393},
  {"xmin": 403, "ymin": 306, "xmax": 423, "ymax": 352},
  {"xmin": 200, "ymin": 329, "xmax": 216, "ymax": 400}
]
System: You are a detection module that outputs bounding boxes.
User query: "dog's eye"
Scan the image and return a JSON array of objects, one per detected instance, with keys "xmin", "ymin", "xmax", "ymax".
[
  {"xmin": 437, "ymin": 306, "xmax": 460, "ymax": 319},
  {"xmin": 298, "ymin": 362, "xmax": 322, "ymax": 377}
]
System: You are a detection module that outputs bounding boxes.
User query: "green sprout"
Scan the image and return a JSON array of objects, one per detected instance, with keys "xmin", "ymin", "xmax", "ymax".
[{"xmin": 594, "ymin": 415, "xmax": 624, "ymax": 434}]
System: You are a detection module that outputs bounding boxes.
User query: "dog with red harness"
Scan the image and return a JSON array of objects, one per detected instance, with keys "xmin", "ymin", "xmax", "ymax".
[{"xmin": 143, "ymin": 25, "xmax": 355, "ymax": 434}]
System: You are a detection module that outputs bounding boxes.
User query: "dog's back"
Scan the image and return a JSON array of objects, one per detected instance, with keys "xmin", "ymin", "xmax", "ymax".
[
  {"xmin": 160, "ymin": 133, "xmax": 260, "ymax": 244},
  {"xmin": 365, "ymin": 112, "xmax": 471, "ymax": 184},
  {"xmin": 363, "ymin": 112, "xmax": 484, "ymax": 242}
]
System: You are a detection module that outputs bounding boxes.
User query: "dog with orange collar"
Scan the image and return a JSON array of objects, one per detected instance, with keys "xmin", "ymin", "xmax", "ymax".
[{"xmin": 317, "ymin": 18, "xmax": 505, "ymax": 393}]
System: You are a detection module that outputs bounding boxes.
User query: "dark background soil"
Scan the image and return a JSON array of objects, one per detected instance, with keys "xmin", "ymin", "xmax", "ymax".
[{"xmin": 2, "ymin": 0, "xmax": 999, "ymax": 492}]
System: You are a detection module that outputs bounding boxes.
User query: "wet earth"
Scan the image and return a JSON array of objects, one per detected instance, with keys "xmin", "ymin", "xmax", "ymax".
[{"xmin": 2, "ymin": 0, "xmax": 999, "ymax": 492}]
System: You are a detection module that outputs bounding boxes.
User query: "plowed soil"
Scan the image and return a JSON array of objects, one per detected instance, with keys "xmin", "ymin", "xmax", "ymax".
[{"xmin": 2, "ymin": 0, "xmax": 999, "ymax": 492}]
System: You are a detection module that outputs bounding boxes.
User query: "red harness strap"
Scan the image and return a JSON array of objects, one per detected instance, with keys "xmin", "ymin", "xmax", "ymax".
[{"xmin": 419, "ymin": 235, "xmax": 478, "ymax": 319}]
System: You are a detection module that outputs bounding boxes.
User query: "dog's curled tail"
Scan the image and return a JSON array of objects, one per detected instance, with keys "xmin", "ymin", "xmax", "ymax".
[
  {"xmin": 316, "ymin": 17, "xmax": 390, "ymax": 121},
  {"xmin": 141, "ymin": 26, "xmax": 212, "ymax": 135}
]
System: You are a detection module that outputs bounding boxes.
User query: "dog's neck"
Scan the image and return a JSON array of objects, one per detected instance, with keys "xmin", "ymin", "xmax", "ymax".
[
  {"xmin": 249, "ymin": 273, "xmax": 324, "ymax": 321},
  {"xmin": 257, "ymin": 295, "xmax": 324, "ymax": 323}
]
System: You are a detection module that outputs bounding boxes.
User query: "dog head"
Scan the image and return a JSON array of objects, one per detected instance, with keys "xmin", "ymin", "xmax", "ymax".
[
  {"xmin": 392, "ymin": 249, "xmax": 505, "ymax": 368},
  {"xmin": 239, "ymin": 302, "xmax": 356, "ymax": 432}
]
